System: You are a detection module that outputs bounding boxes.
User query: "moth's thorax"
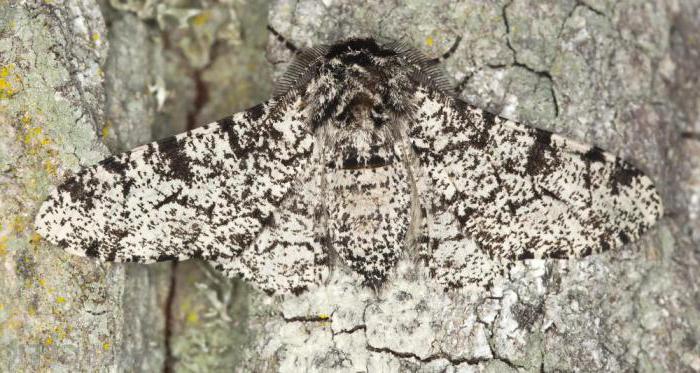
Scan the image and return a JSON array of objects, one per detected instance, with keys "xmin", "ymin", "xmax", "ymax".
[{"xmin": 300, "ymin": 38, "xmax": 421, "ymax": 131}]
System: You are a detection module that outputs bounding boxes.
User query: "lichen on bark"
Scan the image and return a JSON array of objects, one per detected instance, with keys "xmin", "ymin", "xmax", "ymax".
[{"xmin": 0, "ymin": 2, "xmax": 163, "ymax": 371}]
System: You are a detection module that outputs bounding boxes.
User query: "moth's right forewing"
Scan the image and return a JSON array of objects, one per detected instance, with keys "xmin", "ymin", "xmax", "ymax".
[{"xmin": 408, "ymin": 88, "xmax": 662, "ymax": 290}]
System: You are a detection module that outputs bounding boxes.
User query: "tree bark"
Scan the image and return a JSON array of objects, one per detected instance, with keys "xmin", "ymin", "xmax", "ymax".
[
  {"xmin": 0, "ymin": 2, "xmax": 167, "ymax": 371},
  {"xmin": 0, "ymin": 1, "xmax": 698, "ymax": 372}
]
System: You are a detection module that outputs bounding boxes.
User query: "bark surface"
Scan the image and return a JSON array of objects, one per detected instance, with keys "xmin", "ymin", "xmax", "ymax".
[{"xmin": 0, "ymin": 1, "xmax": 698, "ymax": 372}]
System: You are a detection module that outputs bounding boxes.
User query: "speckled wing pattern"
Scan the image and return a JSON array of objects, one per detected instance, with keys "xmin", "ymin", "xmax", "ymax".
[
  {"xmin": 35, "ymin": 97, "xmax": 328, "ymax": 294},
  {"xmin": 409, "ymin": 88, "xmax": 663, "ymax": 290}
]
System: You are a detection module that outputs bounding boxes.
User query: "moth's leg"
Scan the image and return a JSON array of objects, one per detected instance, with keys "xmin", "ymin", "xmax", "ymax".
[
  {"xmin": 267, "ymin": 25, "xmax": 299, "ymax": 53},
  {"xmin": 426, "ymin": 36, "xmax": 462, "ymax": 65}
]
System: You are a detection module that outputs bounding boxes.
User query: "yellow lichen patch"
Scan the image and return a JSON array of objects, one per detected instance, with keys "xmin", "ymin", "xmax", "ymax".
[
  {"xmin": 0, "ymin": 64, "xmax": 21, "ymax": 99},
  {"xmin": 102, "ymin": 342, "xmax": 110, "ymax": 351},
  {"xmin": 192, "ymin": 11, "xmax": 210, "ymax": 26},
  {"xmin": 18, "ymin": 113, "xmax": 48, "ymax": 151},
  {"xmin": 20, "ymin": 111, "xmax": 31, "ymax": 125},
  {"xmin": 101, "ymin": 120, "xmax": 111, "ymax": 138},
  {"xmin": 2, "ymin": 317, "xmax": 23, "ymax": 331},
  {"xmin": 29, "ymin": 232, "xmax": 42, "ymax": 247},
  {"xmin": 10, "ymin": 215, "xmax": 27, "ymax": 233},
  {"xmin": 20, "ymin": 114, "xmax": 49, "ymax": 149},
  {"xmin": 425, "ymin": 36, "xmax": 434, "ymax": 47},
  {"xmin": 44, "ymin": 337, "xmax": 53, "ymax": 346},
  {"xmin": 0, "ymin": 304, "xmax": 4, "ymax": 311},
  {"xmin": 186, "ymin": 311, "xmax": 199, "ymax": 325},
  {"xmin": 0, "ymin": 235, "xmax": 7, "ymax": 256},
  {"xmin": 43, "ymin": 159, "xmax": 57, "ymax": 176},
  {"xmin": 318, "ymin": 314, "xmax": 331, "ymax": 327},
  {"xmin": 91, "ymin": 32, "xmax": 102, "ymax": 48},
  {"xmin": 55, "ymin": 296, "xmax": 66, "ymax": 304},
  {"xmin": 14, "ymin": 111, "xmax": 60, "ymax": 178},
  {"xmin": 53, "ymin": 325, "xmax": 70, "ymax": 342},
  {"xmin": 39, "ymin": 278, "xmax": 55, "ymax": 295}
]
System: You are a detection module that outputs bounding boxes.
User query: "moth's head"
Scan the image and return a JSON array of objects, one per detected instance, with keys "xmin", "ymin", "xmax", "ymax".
[{"xmin": 274, "ymin": 37, "xmax": 453, "ymax": 131}]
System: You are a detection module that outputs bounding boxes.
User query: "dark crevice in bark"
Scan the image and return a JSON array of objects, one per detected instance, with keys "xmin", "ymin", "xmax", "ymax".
[
  {"xmin": 501, "ymin": 0, "xmax": 515, "ymax": 59},
  {"xmin": 681, "ymin": 132, "xmax": 700, "ymax": 141},
  {"xmin": 576, "ymin": 1, "xmax": 606, "ymax": 17},
  {"xmin": 281, "ymin": 314, "xmax": 332, "ymax": 323},
  {"xmin": 163, "ymin": 262, "xmax": 178, "ymax": 373},
  {"xmin": 454, "ymin": 72, "xmax": 475, "ymax": 96},
  {"xmin": 513, "ymin": 62, "xmax": 560, "ymax": 117},
  {"xmin": 187, "ymin": 69, "xmax": 210, "ymax": 131},
  {"xmin": 366, "ymin": 344, "xmax": 498, "ymax": 366},
  {"xmin": 501, "ymin": 0, "xmax": 560, "ymax": 118},
  {"xmin": 162, "ymin": 58, "xmax": 213, "ymax": 372},
  {"xmin": 333, "ymin": 324, "xmax": 366, "ymax": 335}
]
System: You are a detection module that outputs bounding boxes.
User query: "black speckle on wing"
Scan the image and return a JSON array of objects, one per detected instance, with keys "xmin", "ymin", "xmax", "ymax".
[
  {"xmin": 583, "ymin": 146, "xmax": 606, "ymax": 163},
  {"xmin": 99, "ymin": 157, "xmax": 129, "ymax": 176},
  {"xmin": 610, "ymin": 160, "xmax": 643, "ymax": 194},
  {"xmin": 525, "ymin": 129, "xmax": 553, "ymax": 176},
  {"xmin": 246, "ymin": 103, "xmax": 266, "ymax": 121},
  {"xmin": 159, "ymin": 137, "xmax": 194, "ymax": 182},
  {"xmin": 84, "ymin": 240, "xmax": 99, "ymax": 257}
]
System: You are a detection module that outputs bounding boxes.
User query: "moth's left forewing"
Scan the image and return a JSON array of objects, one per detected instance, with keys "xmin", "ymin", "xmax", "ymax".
[
  {"xmin": 35, "ymin": 95, "xmax": 329, "ymax": 294},
  {"xmin": 408, "ymin": 88, "xmax": 662, "ymax": 289}
]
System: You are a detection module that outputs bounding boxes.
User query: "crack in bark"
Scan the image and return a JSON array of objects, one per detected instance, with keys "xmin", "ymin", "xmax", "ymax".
[
  {"xmin": 681, "ymin": 132, "xmax": 700, "ymax": 141},
  {"xmin": 163, "ymin": 262, "xmax": 178, "ymax": 373},
  {"xmin": 281, "ymin": 313, "xmax": 333, "ymax": 323},
  {"xmin": 361, "ymin": 298, "xmax": 529, "ymax": 369},
  {"xmin": 332, "ymin": 324, "xmax": 366, "ymax": 335},
  {"xmin": 186, "ymin": 68, "xmax": 210, "ymax": 131},
  {"xmin": 576, "ymin": 1, "xmax": 606, "ymax": 17},
  {"xmin": 366, "ymin": 343, "xmax": 515, "ymax": 367},
  {"xmin": 160, "ymin": 31, "xmax": 217, "ymax": 370},
  {"xmin": 454, "ymin": 72, "xmax": 475, "ymax": 95},
  {"xmin": 479, "ymin": 293, "xmax": 532, "ymax": 370},
  {"xmin": 501, "ymin": 0, "xmax": 560, "ymax": 118}
]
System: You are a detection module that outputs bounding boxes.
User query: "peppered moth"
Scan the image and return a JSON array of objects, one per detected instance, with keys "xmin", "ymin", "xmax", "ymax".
[{"xmin": 34, "ymin": 29, "xmax": 663, "ymax": 295}]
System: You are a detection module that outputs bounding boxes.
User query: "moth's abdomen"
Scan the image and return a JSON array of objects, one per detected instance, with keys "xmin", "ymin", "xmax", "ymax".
[{"xmin": 326, "ymin": 144, "xmax": 410, "ymax": 289}]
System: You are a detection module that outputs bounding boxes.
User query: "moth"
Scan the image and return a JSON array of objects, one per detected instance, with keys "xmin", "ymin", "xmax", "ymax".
[{"xmin": 35, "ymin": 27, "xmax": 663, "ymax": 295}]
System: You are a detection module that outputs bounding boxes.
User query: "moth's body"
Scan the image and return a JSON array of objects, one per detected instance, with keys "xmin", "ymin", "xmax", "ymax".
[
  {"xmin": 300, "ymin": 40, "xmax": 423, "ymax": 287},
  {"xmin": 35, "ymin": 35, "xmax": 662, "ymax": 295}
]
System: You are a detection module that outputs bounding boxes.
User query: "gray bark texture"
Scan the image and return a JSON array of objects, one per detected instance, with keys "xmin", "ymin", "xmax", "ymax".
[{"xmin": 0, "ymin": 0, "xmax": 698, "ymax": 372}]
